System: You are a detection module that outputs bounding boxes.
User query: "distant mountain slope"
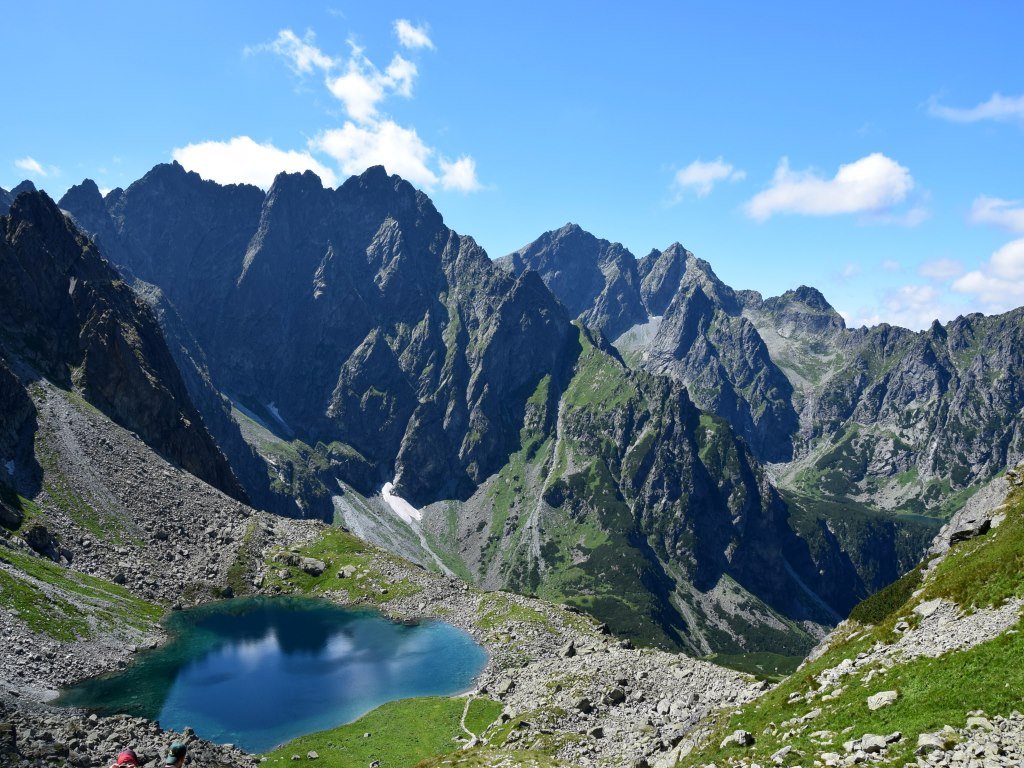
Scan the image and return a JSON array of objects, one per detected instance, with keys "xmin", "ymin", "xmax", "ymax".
[
  {"xmin": 506, "ymin": 225, "xmax": 1024, "ymax": 516},
  {"xmin": 677, "ymin": 463, "xmax": 1024, "ymax": 768},
  {"xmin": 0, "ymin": 190, "xmax": 243, "ymax": 500},
  {"xmin": 54, "ymin": 164, "xmax": 936, "ymax": 654}
]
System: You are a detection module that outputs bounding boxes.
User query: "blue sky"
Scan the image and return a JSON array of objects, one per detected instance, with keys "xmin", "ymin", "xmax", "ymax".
[{"xmin": 3, "ymin": 1, "xmax": 1023, "ymax": 329}]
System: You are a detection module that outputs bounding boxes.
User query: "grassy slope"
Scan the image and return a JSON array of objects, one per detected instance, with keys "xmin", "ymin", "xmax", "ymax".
[
  {"xmin": 678, "ymin": 478, "xmax": 1024, "ymax": 767},
  {"xmin": 0, "ymin": 544, "xmax": 162, "ymax": 641},
  {"xmin": 262, "ymin": 696, "xmax": 503, "ymax": 768}
]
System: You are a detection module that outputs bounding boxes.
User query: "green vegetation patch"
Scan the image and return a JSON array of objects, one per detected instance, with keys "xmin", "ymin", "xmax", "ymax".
[
  {"xmin": 920, "ymin": 483, "xmax": 1024, "ymax": 609},
  {"xmin": 264, "ymin": 527, "xmax": 422, "ymax": 604},
  {"xmin": 0, "ymin": 547, "xmax": 162, "ymax": 640},
  {"xmin": 679, "ymin": 480, "xmax": 1024, "ymax": 767},
  {"xmin": 562, "ymin": 327, "xmax": 636, "ymax": 411},
  {"xmin": 680, "ymin": 617, "xmax": 1024, "ymax": 767},
  {"xmin": 262, "ymin": 696, "xmax": 502, "ymax": 768},
  {"xmin": 848, "ymin": 562, "xmax": 925, "ymax": 625},
  {"xmin": 477, "ymin": 592, "xmax": 550, "ymax": 631},
  {"xmin": 704, "ymin": 651, "xmax": 804, "ymax": 682}
]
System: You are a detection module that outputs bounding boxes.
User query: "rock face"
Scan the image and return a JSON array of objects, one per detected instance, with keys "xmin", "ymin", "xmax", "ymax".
[
  {"xmin": 506, "ymin": 232, "xmax": 799, "ymax": 463},
  {"xmin": 507, "ymin": 223, "xmax": 1024, "ymax": 516},
  {"xmin": 0, "ymin": 190, "xmax": 243, "ymax": 500},
  {"xmin": 499, "ymin": 223, "xmax": 647, "ymax": 340},
  {"xmin": 56, "ymin": 164, "xmax": 881, "ymax": 654}
]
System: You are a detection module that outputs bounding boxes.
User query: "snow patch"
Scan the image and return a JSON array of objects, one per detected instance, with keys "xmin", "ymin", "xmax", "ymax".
[
  {"xmin": 265, "ymin": 402, "xmax": 291, "ymax": 432},
  {"xmin": 381, "ymin": 481, "xmax": 422, "ymax": 523},
  {"xmin": 3, "ymin": 459, "xmax": 14, "ymax": 477}
]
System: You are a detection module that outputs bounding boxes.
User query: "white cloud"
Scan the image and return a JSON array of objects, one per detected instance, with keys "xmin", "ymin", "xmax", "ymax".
[
  {"xmin": 171, "ymin": 136, "xmax": 338, "ymax": 189},
  {"xmin": 671, "ymin": 157, "xmax": 745, "ymax": 199},
  {"xmin": 251, "ymin": 29, "xmax": 336, "ymax": 74},
  {"xmin": 326, "ymin": 45, "xmax": 418, "ymax": 122},
  {"xmin": 928, "ymin": 93, "xmax": 1024, "ymax": 124},
  {"xmin": 243, "ymin": 23, "xmax": 481, "ymax": 194},
  {"xmin": 440, "ymin": 156, "xmax": 481, "ymax": 192},
  {"xmin": 311, "ymin": 122, "xmax": 436, "ymax": 187},
  {"xmin": 394, "ymin": 19, "xmax": 434, "ymax": 50},
  {"xmin": 881, "ymin": 259, "xmax": 902, "ymax": 272},
  {"xmin": 919, "ymin": 258, "xmax": 964, "ymax": 280},
  {"xmin": 952, "ymin": 238, "xmax": 1024, "ymax": 312},
  {"xmin": 744, "ymin": 153, "xmax": 914, "ymax": 221},
  {"xmin": 970, "ymin": 195, "xmax": 1024, "ymax": 233},
  {"xmin": 15, "ymin": 156, "xmax": 51, "ymax": 177},
  {"xmin": 844, "ymin": 284, "xmax": 960, "ymax": 331}
]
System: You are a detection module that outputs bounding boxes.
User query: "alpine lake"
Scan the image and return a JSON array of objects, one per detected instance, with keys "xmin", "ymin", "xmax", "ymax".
[{"xmin": 56, "ymin": 597, "xmax": 488, "ymax": 753}]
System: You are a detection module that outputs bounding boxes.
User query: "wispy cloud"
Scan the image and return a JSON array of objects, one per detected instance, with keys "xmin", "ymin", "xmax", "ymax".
[
  {"xmin": 177, "ymin": 21, "xmax": 480, "ymax": 193},
  {"xmin": 394, "ymin": 20, "xmax": 434, "ymax": 50},
  {"xmin": 311, "ymin": 121, "xmax": 435, "ymax": 187},
  {"xmin": 928, "ymin": 92, "xmax": 1024, "ymax": 124},
  {"xmin": 670, "ymin": 157, "xmax": 745, "ymax": 199},
  {"xmin": 744, "ymin": 153, "xmax": 914, "ymax": 221},
  {"xmin": 970, "ymin": 195, "xmax": 1024, "ymax": 233},
  {"xmin": 325, "ymin": 43, "xmax": 417, "ymax": 122},
  {"xmin": 439, "ymin": 156, "xmax": 482, "ymax": 192},
  {"xmin": 248, "ymin": 29, "xmax": 336, "ymax": 75},
  {"xmin": 14, "ymin": 156, "xmax": 57, "ymax": 178},
  {"xmin": 843, "ymin": 283, "xmax": 961, "ymax": 331}
]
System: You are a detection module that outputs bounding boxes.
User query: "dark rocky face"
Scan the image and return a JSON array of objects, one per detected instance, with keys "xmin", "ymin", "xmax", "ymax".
[{"xmin": 0, "ymin": 191, "xmax": 243, "ymax": 500}]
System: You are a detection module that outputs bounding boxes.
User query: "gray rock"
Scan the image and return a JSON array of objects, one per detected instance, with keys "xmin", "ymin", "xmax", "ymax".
[
  {"xmin": 867, "ymin": 690, "xmax": 899, "ymax": 710},
  {"xmin": 720, "ymin": 729, "xmax": 755, "ymax": 748}
]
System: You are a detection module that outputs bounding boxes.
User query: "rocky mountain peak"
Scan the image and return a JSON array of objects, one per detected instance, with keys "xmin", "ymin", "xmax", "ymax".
[
  {"xmin": 10, "ymin": 180, "xmax": 37, "ymax": 198},
  {"xmin": 58, "ymin": 179, "xmax": 107, "ymax": 230},
  {"xmin": 638, "ymin": 242, "xmax": 691, "ymax": 315},
  {"xmin": 787, "ymin": 285, "xmax": 834, "ymax": 312},
  {"xmin": 500, "ymin": 223, "xmax": 646, "ymax": 339}
]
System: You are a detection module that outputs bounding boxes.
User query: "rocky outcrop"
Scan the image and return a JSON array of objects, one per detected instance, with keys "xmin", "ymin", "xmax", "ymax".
[
  {"xmin": 0, "ymin": 191, "xmax": 243, "ymax": 500},
  {"xmin": 641, "ymin": 256, "xmax": 799, "ymax": 462},
  {"xmin": 500, "ymin": 223, "xmax": 647, "ymax": 340}
]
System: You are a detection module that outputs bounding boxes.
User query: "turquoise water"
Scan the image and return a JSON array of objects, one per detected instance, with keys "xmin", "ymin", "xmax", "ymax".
[{"xmin": 56, "ymin": 597, "xmax": 487, "ymax": 752}]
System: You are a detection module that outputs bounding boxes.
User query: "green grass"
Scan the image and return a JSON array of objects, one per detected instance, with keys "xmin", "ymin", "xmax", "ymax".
[
  {"xmin": 919, "ymin": 483, "xmax": 1024, "ymax": 609},
  {"xmin": 416, "ymin": 748, "xmax": 575, "ymax": 767},
  {"xmin": 477, "ymin": 592, "xmax": 550, "ymax": 631},
  {"xmin": 704, "ymin": 651, "xmax": 804, "ymax": 681},
  {"xmin": 33, "ymin": 424, "xmax": 125, "ymax": 540},
  {"xmin": 0, "ymin": 567, "xmax": 89, "ymax": 640},
  {"xmin": 0, "ymin": 547, "xmax": 162, "ymax": 640},
  {"xmin": 678, "ymin": 478, "xmax": 1024, "ymax": 767},
  {"xmin": 681, "ymin": 616, "xmax": 1024, "ymax": 767},
  {"xmin": 226, "ymin": 520, "xmax": 259, "ymax": 596},
  {"xmin": 262, "ymin": 696, "xmax": 503, "ymax": 767},
  {"xmin": 562, "ymin": 326, "xmax": 636, "ymax": 411},
  {"xmin": 264, "ymin": 527, "xmax": 422, "ymax": 604}
]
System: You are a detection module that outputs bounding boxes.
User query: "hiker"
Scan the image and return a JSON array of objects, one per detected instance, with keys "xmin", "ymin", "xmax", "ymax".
[
  {"xmin": 111, "ymin": 749, "xmax": 139, "ymax": 767},
  {"xmin": 164, "ymin": 741, "xmax": 187, "ymax": 767}
]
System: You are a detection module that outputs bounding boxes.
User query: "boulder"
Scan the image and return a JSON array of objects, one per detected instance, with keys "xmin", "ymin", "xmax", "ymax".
[
  {"xmin": 299, "ymin": 557, "xmax": 326, "ymax": 576},
  {"xmin": 22, "ymin": 523, "xmax": 59, "ymax": 560},
  {"xmin": 867, "ymin": 690, "xmax": 899, "ymax": 710},
  {"xmin": 720, "ymin": 729, "xmax": 754, "ymax": 748}
]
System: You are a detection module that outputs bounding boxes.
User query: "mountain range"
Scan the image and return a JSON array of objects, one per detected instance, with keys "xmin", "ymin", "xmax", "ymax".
[{"xmin": 2, "ymin": 165, "xmax": 1018, "ymax": 658}]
